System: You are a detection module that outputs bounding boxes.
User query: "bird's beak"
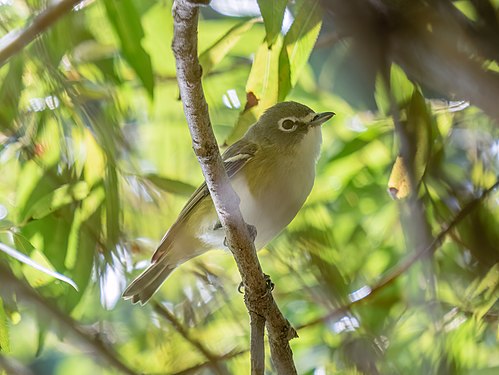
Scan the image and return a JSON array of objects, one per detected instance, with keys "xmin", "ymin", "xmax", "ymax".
[{"xmin": 309, "ymin": 111, "xmax": 335, "ymax": 127}]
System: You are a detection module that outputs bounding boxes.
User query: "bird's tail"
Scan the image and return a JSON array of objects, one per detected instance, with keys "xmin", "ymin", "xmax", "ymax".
[{"xmin": 122, "ymin": 260, "xmax": 175, "ymax": 305}]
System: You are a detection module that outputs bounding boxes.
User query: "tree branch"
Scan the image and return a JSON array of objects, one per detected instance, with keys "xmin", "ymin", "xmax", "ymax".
[
  {"xmin": 152, "ymin": 302, "xmax": 230, "ymax": 375},
  {"xmin": 0, "ymin": 264, "xmax": 137, "ymax": 375},
  {"xmin": 171, "ymin": 1, "xmax": 297, "ymax": 374},
  {"xmin": 298, "ymin": 178, "xmax": 499, "ymax": 330},
  {"xmin": 249, "ymin": 311, "xmax": 265, "ymax": 374},
  {"xmin": 0, "ymin": 0, "xmax": 84, "ymax": 67}
]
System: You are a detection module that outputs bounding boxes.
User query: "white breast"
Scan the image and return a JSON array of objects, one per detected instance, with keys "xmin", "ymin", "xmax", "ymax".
[{"xmin": 234, "ymin": 126, "xmax": 322, "ymax": 249}]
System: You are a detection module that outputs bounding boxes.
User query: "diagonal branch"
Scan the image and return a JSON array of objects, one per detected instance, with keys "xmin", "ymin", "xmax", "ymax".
[
  {"xmin": 0, "ymin": 0, "xmax": 84, "ymax": 67},
  {"xmin": 171, "ymin": 1, "xmax": 297, "ymax": 374},
  {"xmin": 0, "ymin": 264, "xmax": 137, "ymax": 375},
  {"xmin": 298, "ymin": 178, "xmax": 499, "ymax": 330},
  {"xmin": 152, "ymin": 302, "xmax": 230, "ymax": 375}
]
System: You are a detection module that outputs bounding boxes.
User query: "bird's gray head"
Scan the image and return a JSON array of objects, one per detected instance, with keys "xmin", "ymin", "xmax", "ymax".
[{"xmin": 251, "ymin": 101, "xmax": 335, "ymax": 149}]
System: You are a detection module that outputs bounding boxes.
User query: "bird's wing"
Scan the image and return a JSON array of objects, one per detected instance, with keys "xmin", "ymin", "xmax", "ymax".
[{"xmin": 151, "ymin": 139, "xmax": 258, "ymax": 263}]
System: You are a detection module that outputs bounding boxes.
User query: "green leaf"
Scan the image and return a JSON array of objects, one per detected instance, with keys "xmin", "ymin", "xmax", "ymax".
[
  {"xmin": 327, "ymin": 126, "xmax": 387, "ymax": 163},
  {"xmin": 226, "ymin": 37, "xmax": 283, "ymax": 144},
  {"xmin": 63, "ymin": 204, "xmax": 101, "ymax": 311},
  {"xmin": 199, "ymin": 18, "xmax": 259, "ymax": 76},
  {"xmin": 257, "ymin": 0, "xmax": 288, "ymax": 46},
  {"xmin": 23, "ymin": 182, "xmax": 90, "ymax": 222},
  {"xmin": 375, "ymin": 64, "xmax": 414, "ymax": 115},
  {"xmin": 278, "ymin": 0, "xmax": 323, "ymax": 101},
  {"xmin": 65, "ymin": 185, "xmax": 105, "ymax": 270},
  {"xmin": 0, "ymin": 220, "xmax": 14, "ymax": 231},
  {"xmin": 103, "ymin": 0, "xmax": 154, "ymax": 97},
  {"xmin": 104, "ymin": 166, "xmax": 120, "ymax": 255},
  {"xmin": 0, "ymin": 299, "xmax": 9, "ymax": 352},
  {"xmin": 0, "ymin": 56, "xmax": 23, "ymax": 130},
  {"xmin": 0, "ymin": 238, "xmax": 78, "ymax": 291},
  {"xmin": 144, "ymin": 173, "xmax": 196, "ymax": 197},
  {"xmin": 388, "ymin": 90, "xmax": 433, "ymax": 199}
]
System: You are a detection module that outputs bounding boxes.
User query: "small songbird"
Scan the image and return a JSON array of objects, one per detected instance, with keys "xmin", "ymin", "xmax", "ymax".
[{"xmin": 123, "ymin": 101, "xmax": 335, "ymax": 304}]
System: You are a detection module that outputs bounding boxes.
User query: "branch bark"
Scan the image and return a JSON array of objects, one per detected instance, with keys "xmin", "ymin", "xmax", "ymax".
[
  {"xmin": 0, "ymin": 0, "xmax": 84, "ymax": 67},
  {"xmin": 171, "ymin": 1, "xmax": 297, "ymax": 374}
]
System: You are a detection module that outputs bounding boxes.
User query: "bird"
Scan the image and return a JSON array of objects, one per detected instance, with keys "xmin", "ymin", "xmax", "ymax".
[{"xmin": 123, "ymin": 101, "xmax": 335, "ymax": 304}]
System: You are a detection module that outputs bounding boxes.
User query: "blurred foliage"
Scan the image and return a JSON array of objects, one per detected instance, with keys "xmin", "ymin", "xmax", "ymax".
[{"xmin": 0, "ymin": 0, "xmax": 498, "ymax": 374}]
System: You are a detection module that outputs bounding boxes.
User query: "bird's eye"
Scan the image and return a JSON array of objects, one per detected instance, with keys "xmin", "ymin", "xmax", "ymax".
[{"xmin": 278, "ymin": 118, "xmax": 297, "ymax": 132}]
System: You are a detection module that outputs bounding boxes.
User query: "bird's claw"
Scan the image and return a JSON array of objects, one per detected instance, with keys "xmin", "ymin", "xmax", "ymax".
[
  {"xmin": 264, "ymin": 273, "xmax": 275, "ymax": 292},
  {"xmin": 237, "ymin": 274, "xmax": 274, "ymax": 295}
]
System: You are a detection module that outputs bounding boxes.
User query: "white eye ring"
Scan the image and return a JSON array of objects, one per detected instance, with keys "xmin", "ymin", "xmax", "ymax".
[{"xmin": 278, "ymin": 118, "xmax": 298, "ymax": 132}]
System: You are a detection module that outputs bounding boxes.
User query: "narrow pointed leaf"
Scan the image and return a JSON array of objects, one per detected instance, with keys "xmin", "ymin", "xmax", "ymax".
[
  {"xmin": 278, "ymin": 0, "xmax": 323, "ymax": 100},
  {"xmin": 23, "ymin": 182, "xmax": 90, "ymax": 222},
  {"xmin": 0, "ymin": 240, "xmax": 78, "ymax": 291},
  {"xmin": 257, "ymin": 0, "xmax": 287, "ymax": 46},
  {"xmin": 199, "ymin": 18, "xmax": 259, "ymax": 75},
  {"xmin": 103, "ymin": 0, "xmax": 154, "ymax": 97},
  {"xmin": 226, "ymin": 37, "xmax": 283, "ymax": 144}
]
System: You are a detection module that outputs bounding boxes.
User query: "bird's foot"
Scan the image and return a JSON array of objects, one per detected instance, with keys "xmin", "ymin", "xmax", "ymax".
[
  {"xmin": 264, "ymin": 273, "xmax": 275, "ymax": 292},
  {"xmin": 237, "ymin": 273, "xmax": 274, "ymax": 295}
]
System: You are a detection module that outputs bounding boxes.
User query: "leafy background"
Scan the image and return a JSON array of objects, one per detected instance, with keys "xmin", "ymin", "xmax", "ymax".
[{"xmin": 0, "ymin": 0, "xmax": 498, "ymax": 374}]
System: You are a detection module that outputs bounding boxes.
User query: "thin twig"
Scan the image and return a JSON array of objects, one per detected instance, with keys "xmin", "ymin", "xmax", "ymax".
[
  {"xmin": 0, "ymin": 264, "xmax": 137, "ymax": 375},
  {"xmin": 0, "ymin": 0, "xmax": 84, "ymax": 67},
  {"xmin": 298, "ymin": 179, "xmax": 499, "ymax": 330},
  {"xmin": 152, "ymin": 302, "xmax": 230, "ymax": 375},
  {"xmin": 171, "ymin": 1, "xmax": 297, "ymax": 374}
]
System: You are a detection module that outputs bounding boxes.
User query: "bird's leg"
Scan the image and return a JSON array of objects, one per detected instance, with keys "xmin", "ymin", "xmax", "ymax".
[
  {"xmin": 263, "ymin": 273, "xmax": 275, "ymax": 292},
  {"xmin": 238, "ymin": 274, "xmax": 274, "ymax": 295}
]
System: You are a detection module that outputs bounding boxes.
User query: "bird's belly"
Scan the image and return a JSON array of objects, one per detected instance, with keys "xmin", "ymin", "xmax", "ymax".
[
  {"xmin": 197, "ymin": 161, "xmax": 315, "ymax": 251},
  {"xmin": 231, "ymin": 167, "xmax": 314, "ymax": 250}
]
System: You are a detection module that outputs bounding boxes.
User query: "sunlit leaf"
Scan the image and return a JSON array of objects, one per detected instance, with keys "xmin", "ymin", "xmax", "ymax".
[
  {"xmin": 0, "ymin": 299, "xmax": 9, "ymax": 352},
  {"xmin": 388, "ymin": 90, "xmax": 433, "ymax": 199},
  {"xmin": 103, "ymin": 0, "xmax": 154, "ymax": 97},
  {"xmin": 65, "ymin": 185, "xmax": 105, "ymax": 270},
  {"xmin": 375, "ymin": 64, "xmax": 414, "ymax": 115},
  {"xmin": 278, "ymin": 0, "xmax": 322, "ymax": 101},
  {"xmin": 226, "ymin": 37, "xmax": 283, "ymax": 144},
  {"xmin": 104, "ymin": 166, "xmax": 120, "ymax": 256},
  {"xmin": 257, "ymin": 0, "xmax": 287, "ymax": 46},
  {"xmin": 327, "ymin": 126, "xmax": 388, "ymax": 163},
  {"xmin": 0, "ymin": 56, "xmax": 23, "ymax": 130},
  {"xmin": 199, "ymin": 18, "xmax": 259, "ymax": 76},
  {"xmin": 388, "ymin": 156, "xmax": 410, "ymax": 199},
  {"xmin": 23, "ymin": 182, "xmax": 89, "ymax": 222},
  {"xmin": 0, "ymin": 238, "xmax": 78, "ymax": 291},
  {"xmin": 82, "ymin": 128, "xmax": 106, "ymax": 188}
]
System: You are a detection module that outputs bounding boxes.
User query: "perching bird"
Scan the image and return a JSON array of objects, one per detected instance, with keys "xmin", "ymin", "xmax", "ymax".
[{"xmin": 123, "ymin": 101, "xmax": 335, "ymax": 304}]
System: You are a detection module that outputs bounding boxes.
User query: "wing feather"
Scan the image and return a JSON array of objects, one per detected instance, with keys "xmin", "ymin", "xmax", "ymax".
[{"xmin": 150, "ymin": 139, "xmax": 258, "ymax": 262}]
